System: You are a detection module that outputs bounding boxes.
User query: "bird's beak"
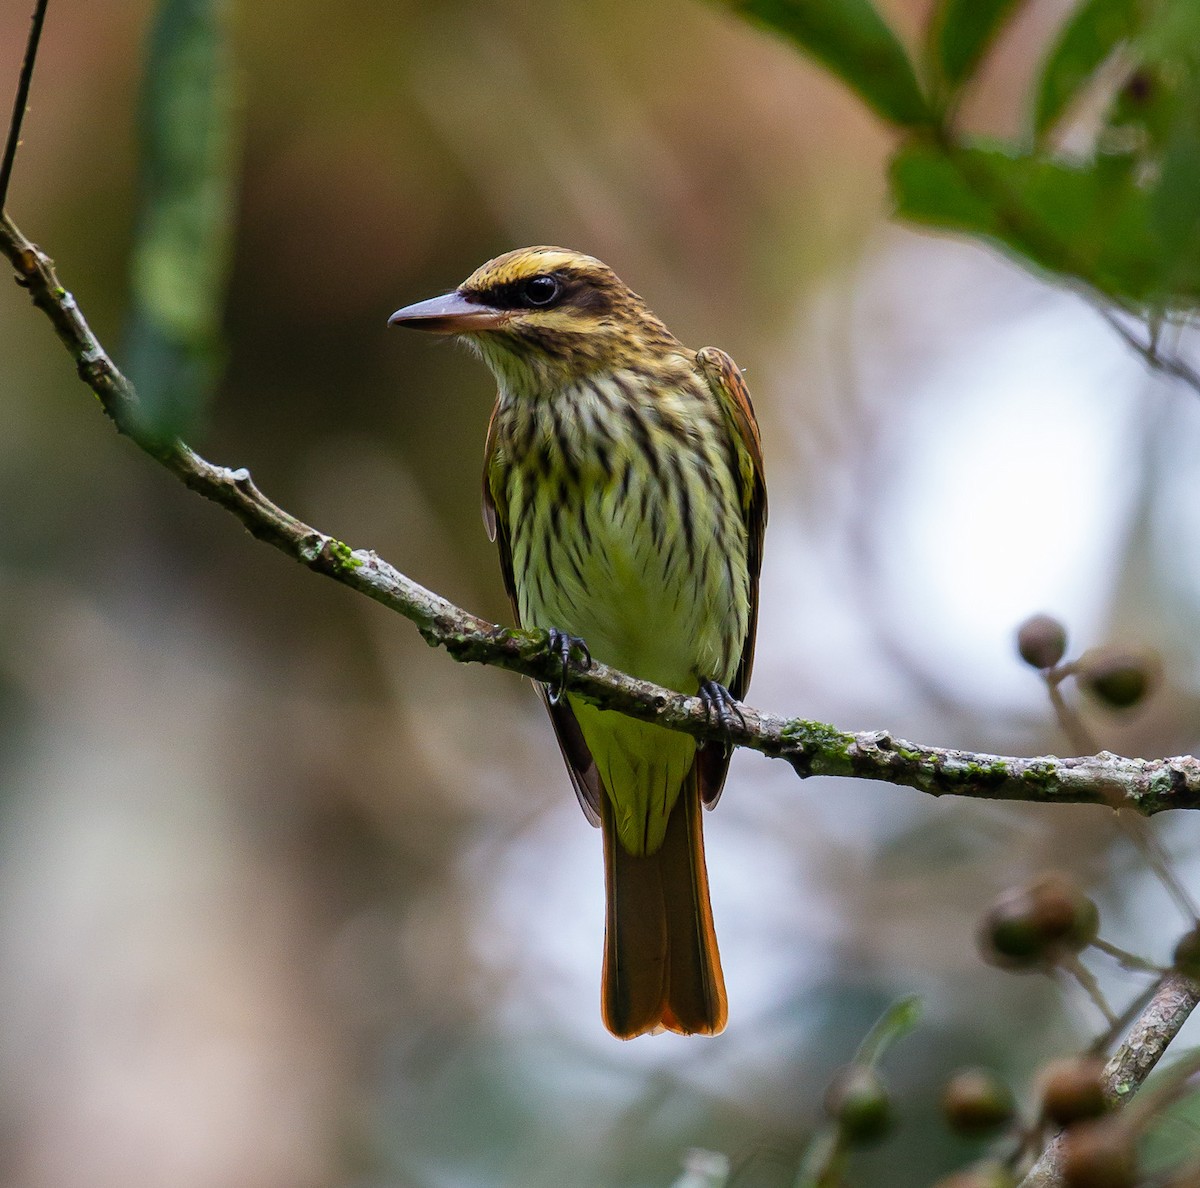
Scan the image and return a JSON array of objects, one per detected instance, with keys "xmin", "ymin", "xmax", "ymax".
[{"xmin": 387, "ymin": 291, "xmax": 508, "ymax": 334}]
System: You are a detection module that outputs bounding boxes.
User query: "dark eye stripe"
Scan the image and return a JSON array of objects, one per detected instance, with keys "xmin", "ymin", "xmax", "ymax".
[
  {"xmin": 469, "ymin": 273, "xmax": 563, "ymax": 311},
  {"xmin": 464, "ymin": 268, "xmax": 618, "ymax": 319}
]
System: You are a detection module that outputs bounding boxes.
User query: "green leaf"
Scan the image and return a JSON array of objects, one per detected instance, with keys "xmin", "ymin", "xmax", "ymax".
[
  {"xmin": 930, "ymin": 0, "xmax": 1026, "ymax": 91},
  {"xmin": 1141, "ymin": 1067, "xmax": 1200, "ymax": 1174},
  {"xmin": 1134, "ymin": 0, "xmax": 1200, "ymax": 68},
  {"xmin": 1148, "ymin": 72, "xmax": 1200, "ymax": 300},
  {"xmin": 890, "ymin": 140, "xmax": 1175, "ymax": 304},
  {"xmin": 1119, "ymin": 0, "xmax": 1200, "ymax": 151},
  {"xmin": 127, "ymin": 0, "xmax": 239, "ymax": 442},
  {"xmin": 853, "ymin": 994, "xmax": 923, "ymax": 1067},
  {"xmin": 1033, "ymin": 0, "xmax": 1140, "ymax": 137},
  {"xmin": 733, "ymin": 0, "xmax": 932, "ymax": 127},
  {"xmin": 792, "ymin": 1126, "xmax": 843, "ymax": 1188}
]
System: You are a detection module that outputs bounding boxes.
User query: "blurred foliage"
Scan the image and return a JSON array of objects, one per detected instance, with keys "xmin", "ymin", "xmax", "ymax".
[
  {"xmin": 1141, "ymin": 1076, "xmax": 1200, "ymax": 1176},
  {"xmin": 735, "ymin": 0, "xmax": 932, "ymax": 127},
  {"xmin": 1032, "ymin": 0, "xmax": 1140, "ymax": 137},
  {"xmin": 927, "ymin": 0, "xmax": 1026, "ymax": 94},
  {"xmin": 125, "ymin": 0, "xmax": 238, "ymax": 441},
  {"xmin": 736, "ymin": 0, "xmax": 1200, "ymax": 313},
  {"xmin": 796, "ymin": 997, "xmax": 921, "ymax": 1184}
]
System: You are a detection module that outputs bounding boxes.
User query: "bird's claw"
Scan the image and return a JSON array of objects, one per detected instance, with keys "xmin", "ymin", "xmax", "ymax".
[
  {"xmin": 545, "ymin": 628, "xmax": 591, "ymax": 705},
  {"xmin": 698, "ymin": 678, "xmax": 745, "ymax": 739}
]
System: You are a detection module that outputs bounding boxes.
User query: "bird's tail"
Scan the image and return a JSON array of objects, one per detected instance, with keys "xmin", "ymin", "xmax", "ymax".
[{"xmin": 600, "ymin": 767, "xmax": 727, "ymax": 1038}]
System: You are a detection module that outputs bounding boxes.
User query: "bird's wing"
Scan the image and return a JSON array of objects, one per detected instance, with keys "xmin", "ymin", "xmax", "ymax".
[
  {"xmin": 483, "ymin": 399, "xmax": 603, "ymax": 826},
  {"xmin": 694, "ymin": 347, "xmax": 768, "ymax": 807},
  {"xmin": 695, "ymin": 347, "xmax": 766, "ymax": 699}
]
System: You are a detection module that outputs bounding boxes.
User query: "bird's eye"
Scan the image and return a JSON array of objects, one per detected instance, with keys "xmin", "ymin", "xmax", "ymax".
[{"xmin": 521, "ymin": 275, "xmax": 560, "ymax": 307}]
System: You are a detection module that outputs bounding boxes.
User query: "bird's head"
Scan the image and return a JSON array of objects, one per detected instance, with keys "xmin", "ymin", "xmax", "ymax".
[{"xmin": 388, "ymin": 247, "xmax": 680, "ymax": 391}]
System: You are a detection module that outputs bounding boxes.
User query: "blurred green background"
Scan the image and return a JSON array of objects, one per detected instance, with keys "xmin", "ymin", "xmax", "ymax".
[{"xmin": 3, "ymin": 1, "xmax": 1200, "ymax": 1184}]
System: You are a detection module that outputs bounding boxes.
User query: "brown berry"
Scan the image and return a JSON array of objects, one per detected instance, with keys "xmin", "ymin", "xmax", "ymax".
[
  {"xmin": 941, "ymin": 1068, "xmax": 1016, "ymax": 1135},
  {"xmin": 1030, "ymin": 876, "xmax": 1100, "ymax": 952},
  {"xmin": 1174, "ymin": 925, "xmax": 1200, "ymax": 980},
  {"xmin": 1120, "ymin": 68, "xmax": 1153, "ymax": 106},
  {"xmin": 824, "ymin": 1064, "xmax": 892, "ymax": 1146},
  {"xmin": 979, "ymin": 875, "xmax": 1099, "ymax": 970},
  {"xmin": 1061, "ymin": 1119, "xmax": 1136, "ymax": 1188},
  {"xmin": 1076, "ymin": 647, "xmax": 1160, "ymax": 710},
  {"xmin": 1040, "ymin": 1056, "xmax": 1109, "ymax": 1127},
  {"xmin": 1017, "ymin": 614, "xmax": 1068, "ymax": 670}
]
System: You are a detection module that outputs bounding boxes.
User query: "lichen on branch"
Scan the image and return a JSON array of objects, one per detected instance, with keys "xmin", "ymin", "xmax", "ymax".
[{"xmin": 4, "ymin": 211, "xmax": 1200, "ymax": 818}]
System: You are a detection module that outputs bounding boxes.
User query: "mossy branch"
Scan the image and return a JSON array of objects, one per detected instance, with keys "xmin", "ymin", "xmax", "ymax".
[{"xmin": 4, "ymin": 211, "xmax": 1200, "ymax": 816}]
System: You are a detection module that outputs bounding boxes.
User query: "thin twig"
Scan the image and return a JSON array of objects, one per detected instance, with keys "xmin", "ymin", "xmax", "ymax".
[
  {"xmin": 1121, "ymin": 813, "xmax": 1200, "ymax": 922},
  {"xmin": 1046, "ymin": 670, "xmax": 1200, "ymax": 920},
  {"xmin": 1059, "ymin": 955, "xmax": 1117, "ymax": 1028},
  {"xmin": 4, "ymin": 212, "xmax": 1200, "ymax": 814},
  {"xmin": 1044, "ymin": 670, "xmax": 1097, "ymax": 758},
  {"xmin": 1089, "ymin": 938, "xmax": 1165, "ymax": 976},
  {"xmin": 1090, "ymin": 299, "xmax": 1200, "ymax": 398},
  {"xmin": 0, "ymin": 0, "xmax": 49, "ymax": 212}
]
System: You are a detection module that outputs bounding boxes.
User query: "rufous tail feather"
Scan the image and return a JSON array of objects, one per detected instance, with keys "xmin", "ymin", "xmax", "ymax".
[{"xmin": 600, "ymin": 768, "xmax": 727, "ymax": 1038}]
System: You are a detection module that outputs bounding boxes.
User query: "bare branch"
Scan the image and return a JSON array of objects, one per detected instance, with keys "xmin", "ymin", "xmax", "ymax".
[
  {"xmin": 1019, "ymin": 972, "xmax": 1200, "ymax": 1187},
  {"xmin": 1111, "ymin": 973, "xmax": 1200, "ymax": 1108},
  {"xmin": 1089, "ymin": 299, "xmax": 1200, "ymax": 398},
  {"xmin": 0, "ymin": 0, "xmax": 49, "ymax": 212}
]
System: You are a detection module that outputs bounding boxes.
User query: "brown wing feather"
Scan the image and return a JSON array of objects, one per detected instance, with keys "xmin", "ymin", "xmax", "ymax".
[
  {"xmin": 694, "ymin": 347, "xmax": 767, "ymax": 808},
  {"xmin": 483, "ymin": 398, "xmax": 602, "ymax": 826}
]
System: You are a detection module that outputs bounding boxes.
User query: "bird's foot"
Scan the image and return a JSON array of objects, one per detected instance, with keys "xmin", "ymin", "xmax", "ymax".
[
  {"xmin": 544, "ymin": 628, "xmax": 592, "ymax": 705},
  {"xmin": 698, "ymin": 678, "xmax": 745, "ymax": 738}
]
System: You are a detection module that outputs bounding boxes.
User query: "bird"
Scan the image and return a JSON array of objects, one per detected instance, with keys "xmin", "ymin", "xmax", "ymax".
[{"xmin": 389, "ymin": 247, "xmax": 765, "ymax": 1038}]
